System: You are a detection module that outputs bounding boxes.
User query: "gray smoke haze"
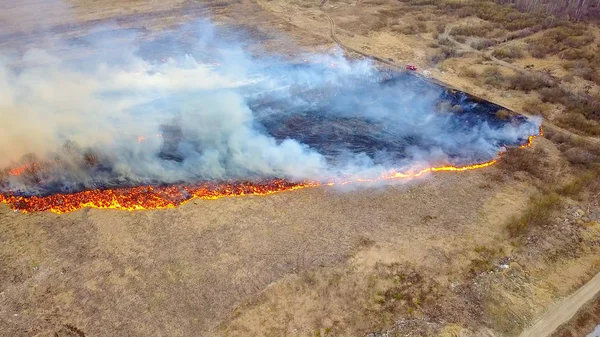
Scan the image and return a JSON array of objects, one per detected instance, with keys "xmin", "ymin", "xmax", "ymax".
[{"xmin": 0, "ymin": 20, "xmax": 540, "ymax": 195}]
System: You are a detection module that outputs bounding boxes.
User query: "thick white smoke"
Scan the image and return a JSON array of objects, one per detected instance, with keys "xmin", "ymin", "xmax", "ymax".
[{"xmin": 0, "ymin": 20, "xmax": 539, "ymax": 195}]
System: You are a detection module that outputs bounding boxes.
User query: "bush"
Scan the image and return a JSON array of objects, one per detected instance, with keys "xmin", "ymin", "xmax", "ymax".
[
  {"xmin": 437, "ymin": 36, "xmax": 454, "ymax": 46},
  {"xmin": 499, "ymin": 146, "xmax": 550, "ymax": 182},
  {"xmin": 506, "ymin": 193, "xmax": 562, "ymax": 237},
  {"xmin": 563, "ymin": 148, "xmax": 597, "ymax": 166},
  {"xmin": 557, "ymin": 113, "xmax": 600, "ymax": 136},
  {"xmin": 565, "ymin": 59, "xmax": 600, "ymax": 85},
  {"xmin": 470, "ymin": 39, "xmax": 495, "ymax": 50},
  {"xmin": 492, "ymin": 46, "xmax": 525, "ymax": 61},
  {"xmin": 564, "ymin": 95, "xmax": 600, "ymax": 122},
  {"xmin": 557, "ymin": 171, "xmax": 600, "ymax": 197},
  {"xmin": 428, "ymin": 46, "xmax": 459, "ymax": 64},
  {"xmin": 522, "ymin": 97, "xmax": 544, "ymax": 115},
  {"xmin": 561, "ymin": 74, "xmax": 574, "ymax": 82},
  {"xmin": 527, "ymin": 25, "xmax": 593, "ymax": 58},
  {"xmin": 16, "ymin": 153, "xmax": 44, "ymax": 185},
  {"xmin": 0, "ymin": 169, "xmax": 8, "ymax": 190},
  {"xmin": 454, "ymin": 35, "xmax": 467, "ymax": 43},
  {"xmin": 538, "ymin": 87, "xmax": 566, "ymax": 104},
  {"xmin": 394, "ymin": 22, "xmax": 428, "ymax": 35},
  {"xmin": 481, "ymin": 66, "xmax": 505, "ymax": 87},
  {"xmin": 507, "ymin": 72, "xmax": 555, "ymax": 92},
  {"xmin": 559, "ymin": 48, "xmax": 594, "ymax": 61},
  {"xmin": 452, "ymin": 22, "xmax": 497, "ymax": 38},
  {"xmin": 459, "ymin": 66, "xmax": 478, "ymax": 78},
  {"xmin": 436, "ymin": 22, "xmax": 446, "ymax": 33},
  {"xmin": 495, "ymin": 109, "xmax": 512, "ymax": 120},
  {"xmin": 538, "ymin": 87, "xmax": 600, "ymax": 123}
]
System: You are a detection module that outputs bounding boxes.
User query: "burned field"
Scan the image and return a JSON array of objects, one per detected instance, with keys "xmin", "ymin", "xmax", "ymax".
[
  {"xmin": 3, "ymin": 1, "xmax": 600, "ymax": 337},
  {"xmin": 0, "ymin": 52, "xmax": 539, "ymax": 213},
  {"xmin": 256, "ymin": 70, "xmax": 537, "ymax": 166}
]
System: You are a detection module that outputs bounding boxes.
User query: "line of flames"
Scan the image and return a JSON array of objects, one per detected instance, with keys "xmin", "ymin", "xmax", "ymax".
[{"xmin": 0, "ymin": 127, "xmax": 542, "ymax": 214}]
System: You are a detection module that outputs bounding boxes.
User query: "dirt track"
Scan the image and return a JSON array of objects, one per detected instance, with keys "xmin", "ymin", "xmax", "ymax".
[{"xmin": 519, "ymin": 271, "xmax": 600, "ymax": 337}]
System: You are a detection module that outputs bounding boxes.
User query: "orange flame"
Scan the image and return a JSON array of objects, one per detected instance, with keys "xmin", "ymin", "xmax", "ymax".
[
  {"xmin": 138, "ymin": 134, "xmax": 163, "ymax": 143},
  {"xmin": 7, "ymin": 163, "xmax": 41, "ymax": 176},
  {"xmin": 1, "ymin": 127, "xmax": 542, "ymax": 214},
  {"xmin": 0, "ymin": 180, "xmax": 317, "ymax": 214},
  {"xmin": 8, "ymin": 166, "xmax": 26, "ymax": 176}
]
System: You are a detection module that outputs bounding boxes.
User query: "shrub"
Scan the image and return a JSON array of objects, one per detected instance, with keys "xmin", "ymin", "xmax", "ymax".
[
  {"xmin": 470, "ymin": 39, "xmax": 495, "ymax": 50},
  {"xmin": 557, "ymin": 113, "xmax": 600, "ymax": 136},
  {"xmin": 495, "ymin": 109, "xmax": 512, "ymax": 120},
  {"xmin": 499, "ymin": 146, "xmax": 550, "ymax": 182},
  {"xmin": 559, "ymin": 48, "xmax": 594, "ymax": 61},
  {"xmin": 507, "ymin": 72, "xmax": 555, "ymax": 92},
  {"xmin": 527, "ymin": 25, "xmax": 593, "ymax": 58},
  {"xmin": 16, "ymin": 153, "xmax": 43, "ymax": 185},
  {"xmin": 394, "ymin": 22, "xmax": 428, "ymax": 35},
  {"xmin": 454, "ymin": 35, "xmax": 467, "ymax": 43},
  {"xmin": 558, "ymin": 171, "xmax": 600, "ymax": 197},
  {"xmin": 481, "ymin": 66, "xmax": 505, "ymax": 87},
  {"xmin": 521, "ymin": 97, "xmax": 545, "ymax": 115},
  {"xmin": 0, "ymin": 169, "xmax": 7, "ymax": 190},
  {"xmin": 459, "ymin": 66, "xmax": 478, "ymax": 78},
  {"xmin": 538, "ymin": 87, "xmax": 566, "ymax": 104},
  {"xmin": 436, "ymin": 22, "xmax": 446, "ymax": 34},
  {"xmin": 561, "ymin": 74, "xmax": 574, "ymax": 82},
  {"xmin": 565, "ymin": 59, "xmax": 600, "ymax": 84},
  {"xmin": 546, "ymin": 90, "xmax": 600, "ymax": 123},
  {"xmin": 563, "ymin": 148, "xmax": 596, "ymax": 166},
  {"xmin": 437, "ymin": 36, "xmax": 454, "ymax": 46},
  {"xmin": 428, "ymin": 46, "xmax": 459, "ymax": 64},
  {"xmin": 506, "ymin": 192, "xmax": 562, "ymax": 237},
  {"xmin": 537, "ymin": 87, "xmax": 600, "ymax": 123},
  {"xmin": 492, "ymin": 46, "xmax": 525, "ymax": 61},
  {"xmin": 452, "ymin": 22, "xmax": 496, "ymax": 38}
]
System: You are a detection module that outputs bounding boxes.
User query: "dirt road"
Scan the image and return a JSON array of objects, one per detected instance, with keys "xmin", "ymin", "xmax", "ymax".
[{"xmin": 519, "ymin": 271, "xmax": 600, "ymax": 337}]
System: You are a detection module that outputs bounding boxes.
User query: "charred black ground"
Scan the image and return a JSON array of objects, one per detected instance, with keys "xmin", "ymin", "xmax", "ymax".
[
  {"xmin": 1, "ymin": 65, "xmax": 537, "ymax": 197},
  {"xmin": 254, "ymin": 71, "xmax": 531, "ymax": 165}
]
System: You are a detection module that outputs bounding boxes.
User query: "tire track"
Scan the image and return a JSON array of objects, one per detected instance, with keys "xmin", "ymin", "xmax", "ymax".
[
  {"xmin": 322, "ymin": 10, "xmax": 398, "ymax": 68},
  {"xmin": 518, "ymin": 271, "xmax": 600, "ymax": 337}
]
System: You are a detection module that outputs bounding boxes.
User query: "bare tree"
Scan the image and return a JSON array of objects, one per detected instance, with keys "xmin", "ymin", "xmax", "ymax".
[
  {"xmin": 494, "ymin": 0, "xmax": 600, "ymax": 21},
  {"xmin": 20, "ymin": 153, "xmax": 42, "ymax": 184}
]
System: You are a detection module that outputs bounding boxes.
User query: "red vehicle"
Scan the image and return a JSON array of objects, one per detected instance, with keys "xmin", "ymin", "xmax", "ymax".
[{"xmin": 406, "ymin": 65, "xmax": 418, "ymax": 71}]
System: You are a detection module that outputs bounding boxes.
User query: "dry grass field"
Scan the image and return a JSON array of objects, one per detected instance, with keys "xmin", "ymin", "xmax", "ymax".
[{"xmin": 1, "ymin": 1, "xmax": 600, "ymax": 336}]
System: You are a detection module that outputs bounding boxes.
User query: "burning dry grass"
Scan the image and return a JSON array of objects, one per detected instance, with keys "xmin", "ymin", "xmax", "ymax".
[
  {"xmin": 0, "ymin": 126, "xmax": 542, "ymax": 214},
  {"xmin": 0, "ymin": 180, "xmax": 315, "ymax": 214}
]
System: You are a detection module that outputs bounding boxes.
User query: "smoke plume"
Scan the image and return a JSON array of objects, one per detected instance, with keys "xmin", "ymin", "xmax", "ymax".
[{"xmin": 0, "ymin": 21, "xmax": 540, "ymax": 196}]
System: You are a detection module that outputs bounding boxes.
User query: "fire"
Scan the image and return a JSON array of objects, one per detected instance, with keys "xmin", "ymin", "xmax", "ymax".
[
  {"xmin": 8, "ymin": 166, "xmax": 26, "ymax": 176},
  {"xmin": 0, "ymin": 127, "xmax": 543, "ymax": 214},
  {"xmin": 138, "ymin": 134, "xmax": 163, "ymax": 143},
  {"xmin": 7, "ymin": 163, "xmax": 41, "ymax": 176},
  {"xmin": 0, "ymin": 180, "xmax": 317, "ymax": 214}
]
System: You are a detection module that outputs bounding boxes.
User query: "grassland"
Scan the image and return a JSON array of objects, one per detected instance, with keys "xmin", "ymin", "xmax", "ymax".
[{"xmin": 1, "ymin": 0, "xmax": 599, "ymax": 336}]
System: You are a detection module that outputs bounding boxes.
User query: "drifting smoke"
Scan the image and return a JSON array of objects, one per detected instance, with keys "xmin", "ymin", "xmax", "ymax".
[{"xmin": 0, "ymin": 21, "xmax": 540, "ymax": 196}]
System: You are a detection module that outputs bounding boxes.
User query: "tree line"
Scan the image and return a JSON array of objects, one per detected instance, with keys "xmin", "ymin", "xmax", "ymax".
[{"xmin": 493, "ymin": 0, "xmax": 600, "ymax": 21}]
